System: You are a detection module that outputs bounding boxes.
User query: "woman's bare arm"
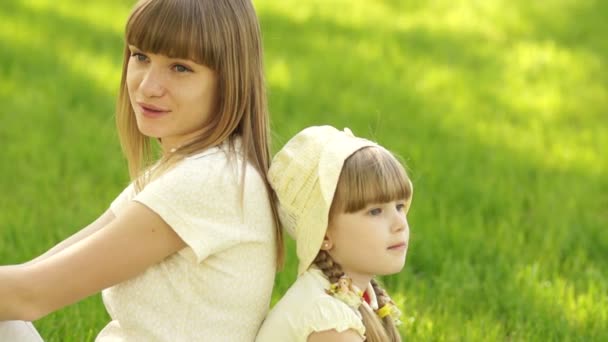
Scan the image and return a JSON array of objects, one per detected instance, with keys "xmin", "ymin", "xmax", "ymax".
[
  {"xmin": 0, "ymin": 201, "xmax": 186, "ymax": 321},
  {"xmin": 307, "ymin": 329, "xmax": 365, "ymax": 342},
  {"xmin": 23, "ymin": 209, "xmax": 116, "ymax": 266}
]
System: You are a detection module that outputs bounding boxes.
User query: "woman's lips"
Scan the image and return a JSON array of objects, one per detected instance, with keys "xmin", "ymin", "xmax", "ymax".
[{"xmin": 137, "ymin": 102, "xmax": 170, "ymax": 118}]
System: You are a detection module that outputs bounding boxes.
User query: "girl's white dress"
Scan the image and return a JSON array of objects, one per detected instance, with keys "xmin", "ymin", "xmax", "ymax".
[{"xmin": 256, "ymin": 267, "xmax": 365, "ymax": 341}]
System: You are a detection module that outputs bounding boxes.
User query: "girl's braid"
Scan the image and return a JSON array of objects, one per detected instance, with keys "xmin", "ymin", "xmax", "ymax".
[
  {"xmin": 313, "ymin": 250, "xmax": 345, "ymax": 283},
  {"xmin": 371, "ymin": 278, "xmax": 401, "ymax": 341},
  {"xmin": 371, "ymin": 278, "xmax": 392, "ymax": 308}
]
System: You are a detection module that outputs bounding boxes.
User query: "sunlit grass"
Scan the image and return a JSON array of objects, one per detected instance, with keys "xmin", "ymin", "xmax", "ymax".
[
  {"xmin": 0, "ymin": 27, "xmax": 121, "ymax": 94},
  {"xmin": 1, "ymin": 0, "xmax": 606, "ymax": 340},
  {"xmin": 20, "ymin": 0, "xmax": 129, "ymax": 32},
  {"xmin": 516, "ymin": 262, "xmax": 608, "ymax": 332},
  {"xmin": 257, "ymin": 0, "xmax": 401, "ymax": 28},
  {"xmin": 266, "ymin": 58, "xmax": 292, "ymax": 90}
]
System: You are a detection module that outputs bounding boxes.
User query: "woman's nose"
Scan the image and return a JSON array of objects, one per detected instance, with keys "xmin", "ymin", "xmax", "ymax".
[{"xmin": 140, "ymin": 67, "xmax": 166, "ymax": 98}]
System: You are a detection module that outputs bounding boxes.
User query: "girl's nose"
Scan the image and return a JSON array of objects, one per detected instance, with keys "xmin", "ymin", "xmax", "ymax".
[{"xmin": 391, "ymin": 209, "xmax": 408, "ymax": 233}]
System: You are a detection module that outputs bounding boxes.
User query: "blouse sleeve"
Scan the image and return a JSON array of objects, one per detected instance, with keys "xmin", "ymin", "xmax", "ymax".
[
  {"xmin": 301, "ymin": 297, "xmax": 366, "ymax": 339},
  {"xmin": 109, "ymin": 183, "xmax": 135, "ymax": 216},
  {"xmin": 133, "ymin": 152, "xmax": 246, "ymax": 263}
]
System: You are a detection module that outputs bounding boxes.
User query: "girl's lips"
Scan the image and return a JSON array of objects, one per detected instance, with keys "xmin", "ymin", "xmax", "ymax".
[{"xmin": 388, "ymin": 242, "xmax": 407, "ymax": 250}]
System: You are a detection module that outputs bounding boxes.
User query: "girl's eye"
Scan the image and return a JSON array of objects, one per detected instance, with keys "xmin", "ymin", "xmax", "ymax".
[
  {"xmin": 173, "ymin": 64, "xmax": 192, "ymax": 73},
  {"xmin": 369, "ymin": 208, "xmax": 383, "ymax": 216},
  {"xmin": 396, "ymin": 203, "xmax": 406, "ymax": 211}
]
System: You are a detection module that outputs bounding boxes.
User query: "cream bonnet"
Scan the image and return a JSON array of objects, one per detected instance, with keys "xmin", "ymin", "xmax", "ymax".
[{"xmin": 268, "ymin": 126, "xmax": 378, "ymax": 275}]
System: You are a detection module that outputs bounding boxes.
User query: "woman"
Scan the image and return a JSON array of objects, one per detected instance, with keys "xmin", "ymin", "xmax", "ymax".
[{"xmin": 0, "ymin": 0, "xmax": 282, "ymax": 340}]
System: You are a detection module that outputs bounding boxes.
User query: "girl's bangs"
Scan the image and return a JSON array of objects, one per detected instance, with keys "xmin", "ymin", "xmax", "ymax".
[
  {"xmin": 333, "ymin": 147, "xmax": 412, "ymax": 214},
  {"xmin": 126, "ymin": 0, "xmax": 216, "ymax": 66}
]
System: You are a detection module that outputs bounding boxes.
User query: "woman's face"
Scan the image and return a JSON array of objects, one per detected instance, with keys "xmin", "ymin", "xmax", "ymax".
[{"xmin": 126, "ymin": 45, "xmax": 218, "ymax": 152}]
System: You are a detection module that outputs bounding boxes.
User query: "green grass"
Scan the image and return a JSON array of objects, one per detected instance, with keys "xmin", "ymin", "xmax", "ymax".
[{"xmin": 1, "ymin": 0, "xmax": 606, "ymax": 340}]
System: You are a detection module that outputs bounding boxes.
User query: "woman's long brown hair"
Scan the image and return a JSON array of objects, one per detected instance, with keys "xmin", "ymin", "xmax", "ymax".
[{"xmin": 115, "ymin": 0, "xmax": 283, "ymax": 267}]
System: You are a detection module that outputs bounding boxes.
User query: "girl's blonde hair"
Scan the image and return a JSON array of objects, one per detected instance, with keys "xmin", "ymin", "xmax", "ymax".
[
  {"xmin": 115, "ymin": 0, "xmax": 283, "ymax": 266},
  {"xmin": 315, "ymin": 146, "xmax": 412, "ymax": 341}
]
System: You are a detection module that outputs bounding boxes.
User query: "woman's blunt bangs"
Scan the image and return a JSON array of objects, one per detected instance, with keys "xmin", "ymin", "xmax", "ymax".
[
  {"xmin": 332, "ymin": 147, "xmax": 412, "ymax": 214},
  {"xmin": 126, "ymin": 0, "xmax": 218, "ymax": 67}
]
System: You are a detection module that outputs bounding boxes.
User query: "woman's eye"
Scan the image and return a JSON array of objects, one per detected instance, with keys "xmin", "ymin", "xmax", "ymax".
[
  {"xmin": 131, "ymin": 52, "xmax": 148, "ymax": 62},
  {"xmin": 173, "ymin": 64, "xmax": 191, "ymax": 73},
  {"xmin": 369, "ymin": 208, "xmax": 383, "ymax": 216}
]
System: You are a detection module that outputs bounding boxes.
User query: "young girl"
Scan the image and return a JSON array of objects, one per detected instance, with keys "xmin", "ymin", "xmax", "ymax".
[
  {"xmin": 256, "ymin": 125, "xmax": 412, "ymax": 342},
  {"xmin": 0, "ymin": 0, "xmax": 283, "ymax": 341}
]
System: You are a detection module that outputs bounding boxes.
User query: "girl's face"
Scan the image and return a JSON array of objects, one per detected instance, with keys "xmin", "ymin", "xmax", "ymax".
[
  {"xmin": 325, "ymin": 200, "xmax": 410, "ymax": 281},
  {"xmin": 126, "ymin": 45, "xmax": 218, "ymax": 152}
]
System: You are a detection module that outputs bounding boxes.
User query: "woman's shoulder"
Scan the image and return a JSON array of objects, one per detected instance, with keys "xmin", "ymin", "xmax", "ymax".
[
  {"xmin": 164, "ymin": 140, "xmax": 240, "ymax": 181},
  {"xmin": 180, "ymin": 141, "xmax": 233, "ymax": 168},
  {"xmin": 177, "ymin": 137, "xmax": 259, "ymax": 179}
]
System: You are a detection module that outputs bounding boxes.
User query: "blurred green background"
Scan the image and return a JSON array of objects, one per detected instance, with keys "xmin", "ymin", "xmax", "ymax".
[{"xmin": 1, "ymin": 0, "xmax": 606, "ymax": 340}]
